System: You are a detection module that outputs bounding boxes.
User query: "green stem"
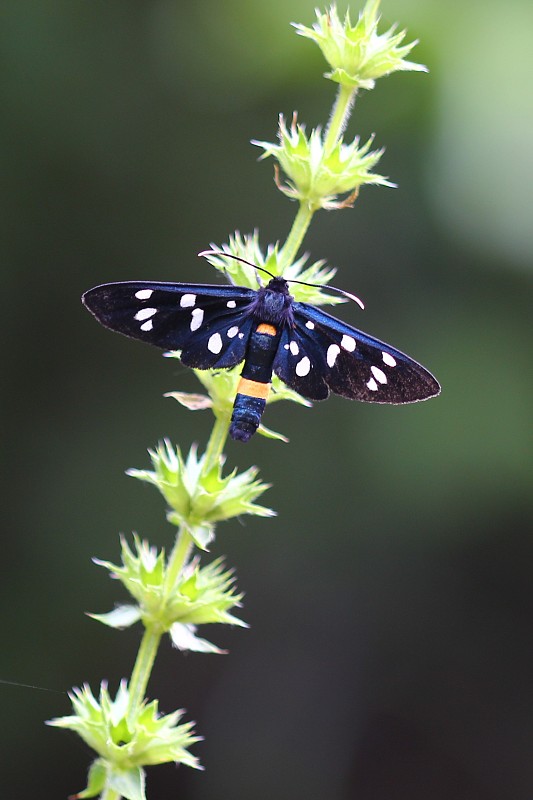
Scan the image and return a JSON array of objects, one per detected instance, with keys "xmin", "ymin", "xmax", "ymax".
[
  {"xmin": 127, "ymin": 626, "xmax": 162, "ymax": 721},
  {"xmin": 278, "ymin": 87, "xmax": 358, "ymax": 268},
  {"xmin": 164, "ymin": 412, "xmax": 230, "ymax": 600},
  {"xmin": 164, "ymin": 526, "xmax": 193, "ymax": 597},
  {"xmin": 278, "ymin": 202, "xmax": 315, "ymax": 270},
  {"xmin": 323, "ymin": 83, "xmax": 357, "ymax": 154},
  {"xmin": 203, "ymin": 412, "xmax": 230, "ymax": 474}
]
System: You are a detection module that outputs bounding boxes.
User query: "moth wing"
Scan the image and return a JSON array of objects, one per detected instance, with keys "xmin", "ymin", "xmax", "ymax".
[
  {"xmin": 82, "ymin": 281, "xmax": 256, "ymax": 368},
  {"xmin": 274, "ymin": 302, "xmax": 440, "ymax": 403}
]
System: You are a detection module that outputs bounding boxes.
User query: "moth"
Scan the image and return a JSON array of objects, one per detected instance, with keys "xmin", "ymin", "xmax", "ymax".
[{"xmin": 82, "ymin": 253, "xmax": 440, "ymax": 441}]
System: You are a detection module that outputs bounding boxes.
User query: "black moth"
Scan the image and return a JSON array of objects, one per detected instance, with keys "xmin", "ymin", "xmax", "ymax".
[{"xmin": 82, "ymin": 254, "xmax": 440, "ymax": 442}]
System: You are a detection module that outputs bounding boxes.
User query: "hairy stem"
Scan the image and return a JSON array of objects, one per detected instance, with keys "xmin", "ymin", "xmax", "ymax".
[
  {"xmin": 203, "ymin": 412, "xmax": 231, "ymax": 474},
  {"xmin": 279, "ymin": 86, "xmax": 358, "ymax": 268},
  {"xmin": 126, "ymin": 411, "xmax": 230, "ymax": 721},
  {"xmin": 164, "ymin": 526, "xmax": 193, "ymax": 596},
  {"xmin": 323, "ymin": 83, "xmax": 357, "ymax": 154},
  {"xmin": 127, "ymin": 626, "xmax": 162, "ymax": 722},
  {"xmin": 278, "ymin": 202, "xmax": 315, "ymax": 269}
]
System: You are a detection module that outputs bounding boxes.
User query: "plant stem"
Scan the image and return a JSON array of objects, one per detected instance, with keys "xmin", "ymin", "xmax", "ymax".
[
  {"xmin": 164, "ymin": 526, "xmax": 193, "ymax": 596},
  {"xmin": 203, "ymin": 413, "xmax": 230, "ymax": 474},
  {"xmin": 278, "ymin": 202, "xmax": 315, "ymax": 269},
  {"xmin": 278, "ymin": 86, "xmax": 358, "ymax": 268},
  {"xmin": 323, "ymin": 83, "xmax": 357, "ymax": 154},
  {"xmin": 125, "ymin": 410, "xmax": 232, "ymax": 719},
  {"xmin": 127, "ymin": 626, "xmax": 162, "ymax": 721}
]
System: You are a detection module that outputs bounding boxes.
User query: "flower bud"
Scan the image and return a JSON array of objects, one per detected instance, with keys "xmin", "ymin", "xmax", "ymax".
[{"xmin": 293, "ymin": 2, "xmax": 426, "ymax": 90}]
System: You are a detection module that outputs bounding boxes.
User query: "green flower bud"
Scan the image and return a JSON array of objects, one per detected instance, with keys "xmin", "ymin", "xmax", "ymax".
[
  {"xmin": 202, "ymin": 231, "xmax": 345, "ymax": 305},
  {"xmin": 91, "ymin": 537, "xmax": 246, "ymax": 652},
  {"xmin": 47, "ymin": 681, "xmax": 201, "ymax": 799},
  {"xmin": 293, "ymin": 1, "xmax": 427, "ymax": 90},
  {"xmin": 127, "ymin": 441, "xmax": 274, "ymax": 549},
  {"xmin": 253, "ymin": 113, "xmax": 391, "ymax": 210},
  {"xmin": 202, "ymin": 230, "xmax": 270, "ymax": 287}
]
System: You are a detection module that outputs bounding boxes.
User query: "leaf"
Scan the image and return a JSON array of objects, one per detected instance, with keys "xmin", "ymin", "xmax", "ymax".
[
  {"xmin": 108, "ymin": 766, "xmax": 146, "ymax": 800},
  {"xmin": 87, "ymin": 605, "xmax": 142, "ymax": 629},
  {"xmin": 164, "ymin": 391, "xmax": 213, "ymax": 411},
  {"xmin": 257, "ymin": 424, "xmax": 289, "ymax": 443},
  {"xmin": 74, "ymin": 758, "xmax": 106, "ymax": 798},
  {"xmin": 170, "ymin": 623, "xmax": 226, "ymax": 654}
]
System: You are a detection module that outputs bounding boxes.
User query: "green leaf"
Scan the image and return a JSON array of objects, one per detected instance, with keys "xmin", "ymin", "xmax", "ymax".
[
  {"xmin": 182, "ymin": 520, "xmax": 215, "ymax": 551},
  {"xmin": 257, "ymin": 424, "xmax": 289, "ymax": 443},
  {"xmin": 75, "ymin": 758, "xmax": 107, "ymax": 798},
  {"xmin": 270, "ymin": 376, "xmax": 313, "ymax": 406},
  {"xmin": 108, "ymin": 766, "xmax": 146, "ymax": 800}
]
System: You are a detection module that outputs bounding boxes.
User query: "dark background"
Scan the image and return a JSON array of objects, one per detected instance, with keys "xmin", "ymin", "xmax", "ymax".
[{"xmin": 2, "ymin": 1, "xmax": 532, "ymax": 798}]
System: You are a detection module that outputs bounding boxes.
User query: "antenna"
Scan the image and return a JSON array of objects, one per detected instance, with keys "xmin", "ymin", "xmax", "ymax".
[
  {"xmin": 198, "ymin": 250, "xmax": 275, "ymax": 281},
  {"xmin": 287, "ymin": 277, "xmax": 365, "ymax": 309},
  {"xmin": 198, "ymin": 250, "xmax": 365, "ymax": 310}
]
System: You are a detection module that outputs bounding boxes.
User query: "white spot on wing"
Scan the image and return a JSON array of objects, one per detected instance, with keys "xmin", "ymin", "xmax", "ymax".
[
  {"xmin": 140, "ymin": 320, "xmax": 153, "ymax": 331},
  {"xmin": 227, "ymin": 300, "xmax": 237, "ymax": 308},
  {"xmin": 371, "ymin": 365, "xmax": 387, "ymax": 384},
  {"xmin": 289, "ymin": 341, "xmax": 299, "ymax": 355},
  {"xmin": 382, "ymin": 351, "xmax": 397, "ymax": 367},
  {"xmin": 238, "ymin": 332, "xmax": 244, "ymax": 339},
  {"xmin": 227, "ymin": 326, "xmax": 239, "ymax": 338},
  {"xmin": 341, "ymin": 334, "xmax": 356, "ymax": 352},
  {"xmin": 295, "ymin": 356, "xmax": 311, "ymax": 377},
  {"xmin": 327, "ymin": 344, "xmax": 340, "ymax": 368},
  {"xmin": 284, "ymin": 344, "xmax": 290, "ymax": 350},
  {"xmin": 135, "ymin": 289, "xmax": 153, "ymax": 300},
  {"xmin": 180, "ymin": 293, "xmax": 196, "ymax": 308},
  {"xmin": 135, "ymin": 307, "xmax": 157, "ymax": 321},
  {"xmin": 366, "ymin": 378, "xmax": 378, "ymax": 391},
  {"xmin": 305, "ymin": 320, "xmax": 315, "ymax": 330},
  {"xmin": 190, "ymin": 307, "xmax": 204, "ymax": 331},
  {"xmin": 208, "ymin": 332, "xmax": 223, "ymax": 354}
]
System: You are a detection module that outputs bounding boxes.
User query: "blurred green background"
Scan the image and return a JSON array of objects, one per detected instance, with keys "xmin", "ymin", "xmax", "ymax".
[{"xmin": 2, "ymin": 1, "xmax": 532, "ymax": 798}]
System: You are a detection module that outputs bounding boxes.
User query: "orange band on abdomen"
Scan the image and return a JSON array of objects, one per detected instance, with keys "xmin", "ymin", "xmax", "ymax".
[
  {"xmin": 256, "ymin": 323, "xmax": 277, "ymax": 336},
  {"xmin": 237, "ymin": 377, "xmax": 271, "ymax": 400}
]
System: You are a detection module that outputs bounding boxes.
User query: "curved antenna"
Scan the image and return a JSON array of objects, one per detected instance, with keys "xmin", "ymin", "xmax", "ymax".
[
  {"xmin": 287, "ymin": 277, "xmax": 365, "ymax": 309},
  {"xmin": 198, "ymin": 250, "xmax": 365, "ymax": 310},
  {"xmin": 198, "ymin": 250, "xmax": 275, "ymax": 281}
]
